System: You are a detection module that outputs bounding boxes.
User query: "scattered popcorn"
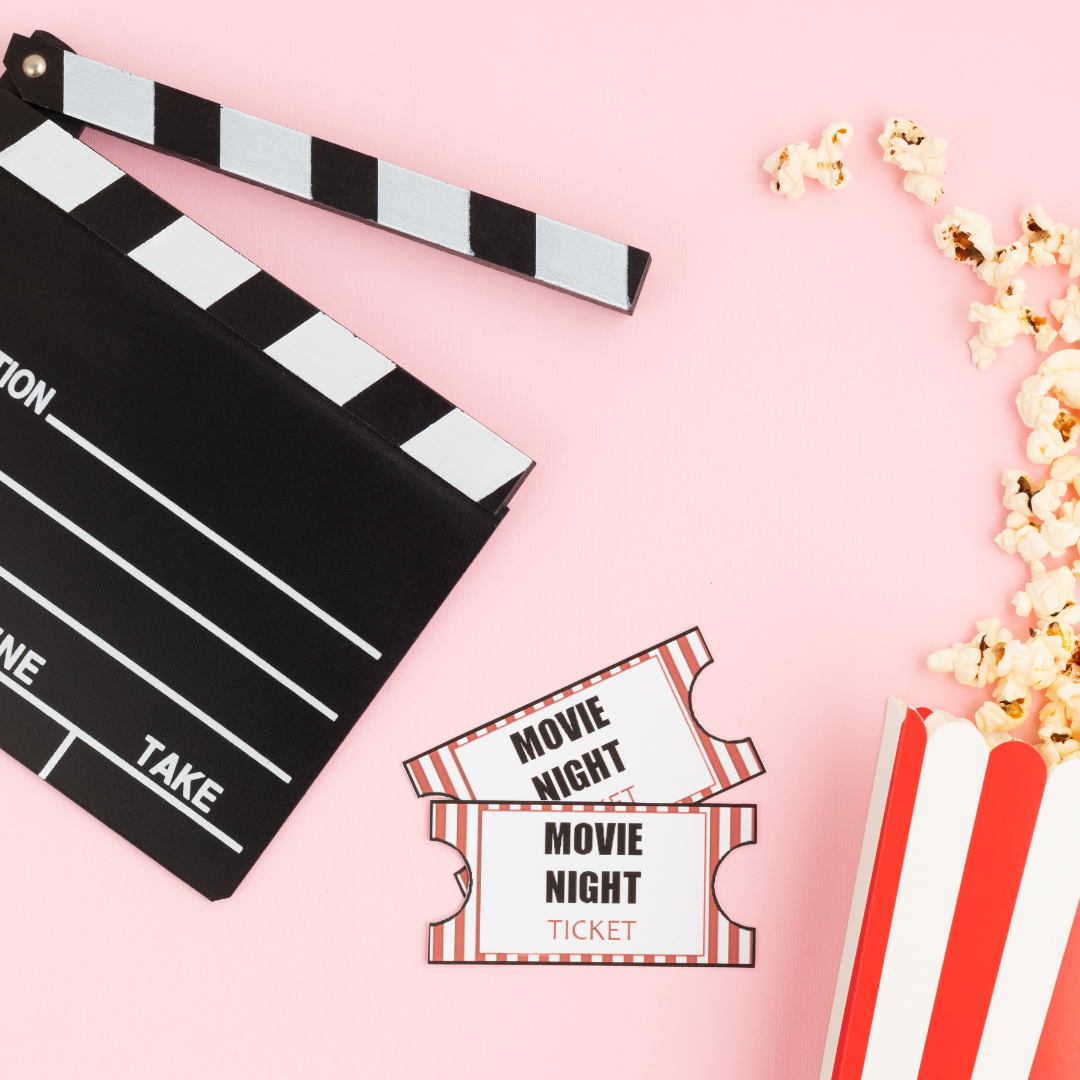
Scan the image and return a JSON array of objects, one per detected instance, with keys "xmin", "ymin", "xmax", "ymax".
[
  {"xmin": 1036, "ymin": 708, "xmax": 1080, "ymax": 767},
  {"xmin": 1060, "ymin": 228, "xmax": 1080, "ymax": 277},
  {"xmin": 898, "ymin": 166, "xmax": 1080, "ymax": 766},
  {"xmin": 1050, "ymin": 286, "xmax": 1080, "ymax": 343},
  {"xmin": 763, "ymin": 123, "xmax": 852, "ymax": 198},
  {"xmin": 762, "ymin": 141, "xmax": 812, "ymax": 199},
  {"xmin": 1030, "ymin": 477, "xmax": 1067, "ymax": 520},
  {"xmin": 878, "ymin": 118, "xmax": 947, "ymax": 205},
  {"xmin": 968, "ymin": 279, "xmax": 1055, "ymax": 370},
  {"xmin": 976, "ymin": 243, "xmax": 1031, "ymax": 290},
  {"xmin": 1019, "ymin": 561, "xmax": 1080, "ymax": 623},
  {"xmin": 1039, "ymin": 349, "xmax": 1080, "ymax": 410},
  {"xmin": 935, "ymin": 208, "xmax": 996, "ymax": 272},
  {"xmin": 926, "ymin": 617, "xmax": 1012, "ymax": 687},
  {"xmin": 1027, "ymin": 413, "xmax": 1080, "ymax": 465},
  {"xmin": 1041, "ymin": 515, "xmax": 1080, "ymax": 557},
  {"xmin": 1001, "ymin": 470, "xmax": 1062, "ymax": 516},
  {"xmin": 1022, "ymin": 206, "xmax": 1069, "ymax": 268},
  {"xmin": 996, "ymin": 634, "xmax": 1060, "ymax": 688},
  {"xmin": 1016, "ymin": 373, "xmax": 1059, "ymax": 429},
  {"xmin": 811, "ymin": 123, "xmax": 852, "ymax": 190},
  {"xmin": 1051, "ymin": 453, "xmax": 1080, "ymax": 490}
]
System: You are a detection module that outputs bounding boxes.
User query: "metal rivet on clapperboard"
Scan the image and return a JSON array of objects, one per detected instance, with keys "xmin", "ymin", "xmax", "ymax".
[{"xmin": 22, "ymin": 54, "xmax": 46, "ymax": 78}]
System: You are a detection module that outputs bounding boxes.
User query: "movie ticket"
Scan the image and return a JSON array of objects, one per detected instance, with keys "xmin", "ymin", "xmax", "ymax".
[
  {"xmin": 428, "ymin": 800, "xmax": 756, "ymax": 966},
  {"xmin": 405, "ymin": 629, "xmax": 764, "ymax": 806}
]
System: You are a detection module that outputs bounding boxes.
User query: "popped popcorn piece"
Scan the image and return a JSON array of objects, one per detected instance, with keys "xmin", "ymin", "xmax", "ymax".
[
  {"xmin": 1002, "ymin": 470, "xmax": 1061, "ymax": 516},
  {"xmin": 976, "ymin": 691, "xmax": 1030, "ymax": 732},
  {"xmin": 1051, "ymin": 453, "xmax": 1080, "ymax": 491},
  {"xmin": 935, "ymin": 207, "xmax": 996, "ymax": 271},
  {"xmin": 996, "ymin": 634, "xmax": 1060, "ymax": 689},
  {"xmin": 1050, "ymin": 286, "xmax": 1080, "ymax": 343},
  {"xmin": 1022, "ymin": 206, "xmax": 1069, "ymax": 268},
  {"xmin": 1016, "ymin": 373, "xmax": 1059, "ymax": 429},
  {"xmin": 1041, "ymin": 514, "xmax": 1080, "ymax": 557},
  {"xmin": 997, "ymin": 521, "xmax": 1051, "ymax": 561},
  {"xmin": 976, "ymin": 243, "xmax": 1032, "ymax": 290},
  {"xmin": 1027, "ymin": 412, "xmax": 1080, "ymax": 465},
  {"xmin": 811, "ymin": 123, "xmax": 852, "ymax": 191},
  {"xmin": 1036, "ymin": 713, "xmax": 1080, "ymax": 767},
  {"xmin": 968, "ymin": 279, "xmax": 1055, "ymax": 370},
  {"xmin": 984, "ymin": 730, "xmax": 1015, "ymax": 748},
  {"xmin": 926, "ymin": 618, "xmax": 1013, "ymax": 687},
  {"xmin": 1060, "ymin": 228, "xmax": 1080, "ymax": 277},
  {"xmin": 878, "ymin": 117, "xmax": 947, "ymax": 205},
  {"xmin": 763, "ymin": 141, "xmax": 811, "ymax": 199},
  {"xmin": 1030, "ymin": 477, "xmax": 1067, "ymax": 520},
  {"xmin": 1017, "ymin": 561, "xmax": 1080, "ymax": 623},
  {"xmin": 1040, "ymin": 349, "xmax": 1080, "ymax": 409},
  {"xmin": 763, "ymin": 123, "xmax": 852, "ymax": 198}
]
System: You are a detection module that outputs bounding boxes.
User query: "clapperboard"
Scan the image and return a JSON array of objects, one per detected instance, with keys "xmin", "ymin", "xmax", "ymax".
[{"xmin": 0, "ymin": 30, "xmax": 648, "ymax": 899}]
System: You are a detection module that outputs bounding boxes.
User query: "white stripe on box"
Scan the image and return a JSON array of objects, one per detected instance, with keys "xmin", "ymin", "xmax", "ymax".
[
  {"xmin": 687, "ymin": 630, "xmax": 710, "ymax": 667},
  {"xmin": 862, "ymin": 719, "xmax": 989, "ymax": 1080},
  {"xmin": 819, "ymin": 697, "xmax": 908, "ymax": 1080},
  {"xmin": 263, "ymin": 312, "xmax": 396, "ymax": 406},
  {"xmin": 129, "ymin": 216, "xmax": 260, "ymax": 309},
  {"xmin": 401, "ymin": 408, "xmax": 532, "ymax": 502},
  {"xmin": 535, "ymin": 216, "xmax": 629, "ymax": 310},
  {"xmin": 377, "ymin": 160, "xmax": 471, "ymax": 254},
  {"xmin": 63, "ymin": 52, "xmax": 155, "ymax": 143},
  {"xmin": 0, "ymin": 121, "xmax": 122, "ymax": 212},
  {"xmin": 970, "ymin": 757, "xmax": 1080, "ymax": 1080},
  {"xmin": 219, "ymin": 107, "xmax": 312, "ymax": 200}
]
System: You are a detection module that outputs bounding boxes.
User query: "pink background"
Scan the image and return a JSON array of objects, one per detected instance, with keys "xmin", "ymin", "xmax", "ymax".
[{"xmin": 1, "ymin": 0, "xmax": 1078, "ymax": 1076}]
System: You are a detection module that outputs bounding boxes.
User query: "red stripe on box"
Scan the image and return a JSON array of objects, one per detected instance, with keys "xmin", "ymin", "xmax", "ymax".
[
  {"xmin": 833, "ymin": 711, "xmax": 928, "ymax": 1080},
  {"xmin": 1029, "ymin": 883, "xmax": 1080, "ymax": 1079},
  {"xmin": 917, "ymin": 740, "xmax": 1046, "ymax": 1080}
]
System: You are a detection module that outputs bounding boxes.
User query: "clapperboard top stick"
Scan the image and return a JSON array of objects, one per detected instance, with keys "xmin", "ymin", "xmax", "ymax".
[
  {"xmin": 3, "ymin": 32, "xmax": 652, "ymax": 314},
  {"xmin": 0, "ymin": 80, "xmax": 533, "ymax": 899}
]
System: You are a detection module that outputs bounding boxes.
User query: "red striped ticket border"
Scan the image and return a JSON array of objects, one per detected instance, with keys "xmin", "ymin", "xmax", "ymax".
[
  {"xmin": 404, "ymin": 628, "xmax": 764, "ymax": 803},
  {"xmin": 428, "ymin": 800, "xmax": 757, "ymax": 966}
]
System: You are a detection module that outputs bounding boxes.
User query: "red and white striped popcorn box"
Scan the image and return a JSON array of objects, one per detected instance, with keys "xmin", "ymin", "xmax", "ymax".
[{"xmin": 820, "ymin": 698, "xmax": 1080, "ymax": 1080}]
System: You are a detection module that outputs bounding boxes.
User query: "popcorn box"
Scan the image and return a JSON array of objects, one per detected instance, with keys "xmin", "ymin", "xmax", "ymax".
[{"xmin": 819, "ymin": 698, "xmax": 1080, "ymax": 1080}]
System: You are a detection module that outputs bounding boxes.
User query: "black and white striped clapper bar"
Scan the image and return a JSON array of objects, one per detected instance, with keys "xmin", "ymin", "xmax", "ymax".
[
  {"xmin": 0, "ymin": 65, "xmax": 535, "ymax": 897},
  {"xmin": 3, "ymin": 32, "xmax": 652, "ymax": 313}
]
